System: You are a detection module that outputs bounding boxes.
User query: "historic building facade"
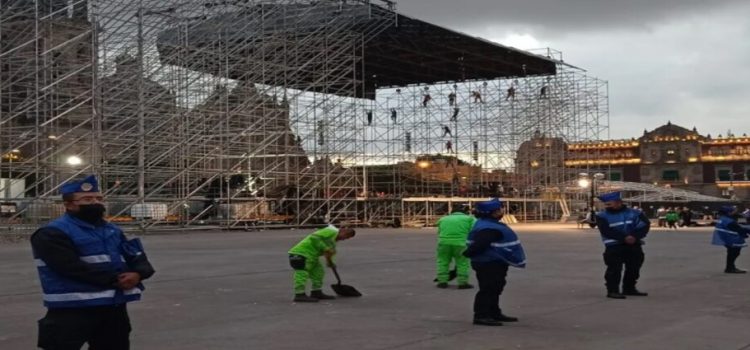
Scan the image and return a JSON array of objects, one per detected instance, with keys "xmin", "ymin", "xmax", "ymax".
[{"xmin": 565, "ymin": 122, "xmax": 750, "ymax": 199}]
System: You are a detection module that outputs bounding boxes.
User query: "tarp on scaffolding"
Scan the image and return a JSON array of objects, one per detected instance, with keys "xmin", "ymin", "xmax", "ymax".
[{"xmin": 155, "ymin": 1, "xmax": 557, "ymax": 98}]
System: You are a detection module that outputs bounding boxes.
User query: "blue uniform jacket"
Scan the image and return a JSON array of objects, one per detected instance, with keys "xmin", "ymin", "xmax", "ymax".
[
  {"xmin": 465, "ymin": 217, "xmax": 526, "ymax": 268},
  {"xmin": 712, "ymin": 215, "xmax": 749, "ymax": 248},
  {"xmin": 32, "ymin": 214, "xmax": 148, "ymax": 308},
  {"xmin": 596, "ymin": 206, "xmax": 650, "ymax": 247}
]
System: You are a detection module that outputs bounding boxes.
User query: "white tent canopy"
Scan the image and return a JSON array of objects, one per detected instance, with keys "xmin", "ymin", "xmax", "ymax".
[{"xmin": 563, "ymin": 181, "xmax": 731, "ymax": 203}]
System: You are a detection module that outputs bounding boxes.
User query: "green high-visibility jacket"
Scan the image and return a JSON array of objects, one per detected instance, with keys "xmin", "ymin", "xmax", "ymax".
[
  {"xmin": 437, "ymin": 212, "xmax": 476, "ymax": 246},
  {"xmin": 289, "ymin": 225, "xmax": 339, "ymax": 259}
]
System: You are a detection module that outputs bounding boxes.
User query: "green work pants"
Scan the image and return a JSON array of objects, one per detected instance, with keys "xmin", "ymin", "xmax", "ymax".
[
  {"xmin": 436, "ymin": 243, "xmax": 470, "ymax": 284},
  {"xmin": 291, "ymin": 255, "xmax": 325, "ymax": 294}
]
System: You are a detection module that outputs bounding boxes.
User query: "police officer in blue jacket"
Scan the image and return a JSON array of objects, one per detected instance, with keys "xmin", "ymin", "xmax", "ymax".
[
  {"xmin": 711, "ymin": 205, "xmax": 749, "ymax": 273},
  {"xmin": 463, "ymin": 198, "xmax": 526, "ymax": 326},
  {"xmin": 30, "ymin": 175, "xmax": 155, "ymax": 350},
  {"xmin": 595, "ymin": 192, "xmax": 650, "ymax": 299}
]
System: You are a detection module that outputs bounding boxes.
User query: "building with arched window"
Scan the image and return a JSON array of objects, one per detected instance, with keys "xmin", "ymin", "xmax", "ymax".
[{"xmin": 564, "ymin": 122, "xmax": 750, "ymax": 199}]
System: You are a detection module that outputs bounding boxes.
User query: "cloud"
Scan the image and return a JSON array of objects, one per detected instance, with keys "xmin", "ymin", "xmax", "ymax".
[
  {"xmin": 395, "ymin": 0, "xmax": 748, "ymax": 35},
  {"xmin": 394, "ymin": 1, "xmax": 750, "ymax": 139},
  {"xmin": 542, "ymin": 9, "xmax": 750, "ymax": 138}
]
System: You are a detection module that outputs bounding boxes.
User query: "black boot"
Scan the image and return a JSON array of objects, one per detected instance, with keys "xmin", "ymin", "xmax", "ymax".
[
  {"xmin": 457, "ymin": 283, "xmax": 474, "ymax": 290},
  {"xmin": 494, "ymin": 314, "xmax": 519, "ymax": 322},
  {"xmin": 310, "ymin": 290, "xmax": 336, "ymax": 300},
  {"xmin": 473, "ymin": 318, "xmax": 503, "ymax": 326},
  {"xmin": 623, "ymin": 289, "xmax": 648, "ymax": 296},
  {"xmin": 607, "ymin": 292, "xmax": 626, "ymax": 299},
  {"xmin": 436, "ymin": 282, "xmax": 448, "ymax": 289},
  {"xmin": 293, "ymin": 293, "xmax": 319, "ymax": 303},
  {"xmin": 725, "ymin": 268, "xmax": 747, "ymax": 274}
]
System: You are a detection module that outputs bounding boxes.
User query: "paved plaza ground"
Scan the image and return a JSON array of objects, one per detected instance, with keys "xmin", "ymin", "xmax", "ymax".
[{"xmin": 2, "ymin": 224, "xmax": 750, "ymax": 349}]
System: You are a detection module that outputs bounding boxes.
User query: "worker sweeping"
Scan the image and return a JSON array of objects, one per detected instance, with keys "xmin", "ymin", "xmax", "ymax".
[
  {"xmin": 288, "ymin": 225, "xmax": 356, "ymax": 302},
  {"xmin": 435, "ymin": 204, "xmax": 475, "ymax": 289}
]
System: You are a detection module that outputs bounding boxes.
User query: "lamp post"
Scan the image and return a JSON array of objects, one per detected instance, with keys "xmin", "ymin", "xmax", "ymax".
[
  {"xmin": 578, "ymin": 173, "xmax": 592, "ymax": 224},
  {"xmin": 417, "ymin": 159, "xmax": 431, "ymax": 196},
  {"xmin": 579, "ymin": 172, "xmax": 605, "ymax": 227},
  {"xmin": 3, "ymin": 150, "xmax": 21, "ymax": 199},
  {"xmin": 66, "ymin": 156, "xmax": 83, "ymax": 167}
]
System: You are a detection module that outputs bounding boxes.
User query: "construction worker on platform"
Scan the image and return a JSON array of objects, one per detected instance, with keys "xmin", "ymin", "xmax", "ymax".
[
  {"xmin": 595, "ymin": 192, "xmax": 650, "ymax": 299},
  {"xmin": 450, "ymin": 107, "xmax": 460, "ymax": 122},
  {"xmin": 471, "ymin": 90, "xmax": 483, "ymax": 103},
  {"xmin": 435, "ymin": 204, "xmax": 475, "ymax": 289},
  {"xmin": 422, "ymin": 93, "xmax": 432, "ymax": 107},
  {"xmin": 711, "ymin": 206, "xmax": 749, "ymax": 273},
  {"xmin": 464, "ymin": 198, "xmax": 526, "ymax": 326},
  {"xmin": 442, "ymin": 125, "xmax": 452, "ymax": 137},
  {"xmin": 506, "ymin": 86, "xmax": 516, "ymax": 101},
  {"xmin": 288, "ymin": 225, "xmax": 356, "ymax": 302}
]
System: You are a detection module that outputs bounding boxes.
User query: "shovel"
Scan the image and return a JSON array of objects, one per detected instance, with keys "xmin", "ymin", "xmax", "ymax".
[{"xmin": 330, "ymin": 265, "xmax": 362, "ymax": 297}]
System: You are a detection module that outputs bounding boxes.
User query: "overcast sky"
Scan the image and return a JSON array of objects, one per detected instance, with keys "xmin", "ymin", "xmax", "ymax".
[{"xmin": 396, "ymin": 0, "xmax": 750, "ymax": 139}]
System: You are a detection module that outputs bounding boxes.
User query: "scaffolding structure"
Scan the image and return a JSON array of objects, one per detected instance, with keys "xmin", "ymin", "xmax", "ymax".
[
  {"xmin": 1, "ymin": 1, "xmax": 608, "ymax": 232},
  {"xmin": 1, "ymin": 0, "xmax": 398, "ymax": 231},
  {"xmin": 361, "ymin": 52, "xmax": 609, "ymax": 225}
]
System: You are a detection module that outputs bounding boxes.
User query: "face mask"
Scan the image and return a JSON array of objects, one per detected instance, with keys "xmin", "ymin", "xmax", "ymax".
[{"xmin": 73, "ymin": 204, "xmax": 106, "ymax": 223}]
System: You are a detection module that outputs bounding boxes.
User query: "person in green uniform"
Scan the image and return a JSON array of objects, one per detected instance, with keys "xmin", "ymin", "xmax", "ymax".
[
  {"xmin": 288, "ymin": 225, "xmax": 356, "ymax": 302},
  {"xmin": 436, "ymin": 204, "xmax": 476, "ymax": 289},
  {"xmin": 666, "ymin": 208, "xmax": 679, "ymax": 230}
]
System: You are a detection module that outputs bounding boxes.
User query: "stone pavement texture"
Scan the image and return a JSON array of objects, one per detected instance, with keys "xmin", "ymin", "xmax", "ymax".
[{"xmin": 2, "ymin": 224, "xmax": 750, "ymax": 350}]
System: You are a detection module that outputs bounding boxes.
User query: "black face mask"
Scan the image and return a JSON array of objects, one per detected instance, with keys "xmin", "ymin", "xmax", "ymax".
[{"xmin": 72, "ymin": 204, "xmax": 106, "ymax": 224}]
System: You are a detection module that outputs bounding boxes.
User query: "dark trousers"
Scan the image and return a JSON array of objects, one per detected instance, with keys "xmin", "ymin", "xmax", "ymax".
[
  {"xmin": 38, "ymin": 304, "xmax": 131, "ymax": 350},
  {"xmin": 603, "ymin": 245, "xmax": 645, "ymax": 293},
  {"xmin": 726, "ymin": 246, "xmax": 742, "ymax": 271},
  {"xmin": 472, "ymin": 261, "xmax": 509, "ymax": 319}
]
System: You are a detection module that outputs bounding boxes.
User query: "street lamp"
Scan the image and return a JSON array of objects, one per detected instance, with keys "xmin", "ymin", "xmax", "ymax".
[
  {"xmin": 579, "ymin": 172, "xmax": 605, "ymax": 227},
  {"xmin": 3, "ymin": 150, "xmax": 22, "ymax": 199},
  {"xmin": 416, "ymin": 159, "xmax": 432, "ymax": 195},
  {"xmin": 578, "ymin": 178, "xmax": 591, "ymax": 189},
  {"xmin": 66, "ymin": 156, "xmax": 83, "ymax": 166}
]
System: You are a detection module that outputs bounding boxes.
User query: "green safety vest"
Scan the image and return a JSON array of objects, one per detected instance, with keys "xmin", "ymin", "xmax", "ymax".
[
  {"xmin": 289, "ymin": 225, "xmax": 339, "ymax": 259},
  {"xmin": 437, "ymin": 212, "xmax": 476, "ymax": 246}
]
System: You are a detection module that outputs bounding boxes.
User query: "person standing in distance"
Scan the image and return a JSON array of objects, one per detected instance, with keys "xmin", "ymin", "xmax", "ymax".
[
  {"xmin": 435, "ymin": 203, "xmax": 475, "ymax": 289},
  {"xmin": 463, "ymin": 199, "xmax": 526, "ymax": 326},
  {"xmin": 31, "ymin": 175, "xmax": 155, "ymax": 350},
  {"xmin": 595, "ymin": 192, "xmax": 650, "ymax": 299},
  {"xmin": 711, "ymin": 206, "xmax": 750, "ymax": 273}
]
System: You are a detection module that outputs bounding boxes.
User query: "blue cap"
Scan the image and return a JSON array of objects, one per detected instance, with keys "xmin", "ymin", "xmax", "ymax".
[
  {"xmin": 597, "ymin": 192, "xmax": 621, "ymax": 202},
  {"xmin": 718, "ymin": 205, "xmax": 736, "ymax": 215},
  {"xmin": 61, "ymin": 175, "xmax": 100, "ymax": 197},
  {"xmin": 476, "ymin": 198, "xmax": 503, "ymax": 214}
]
